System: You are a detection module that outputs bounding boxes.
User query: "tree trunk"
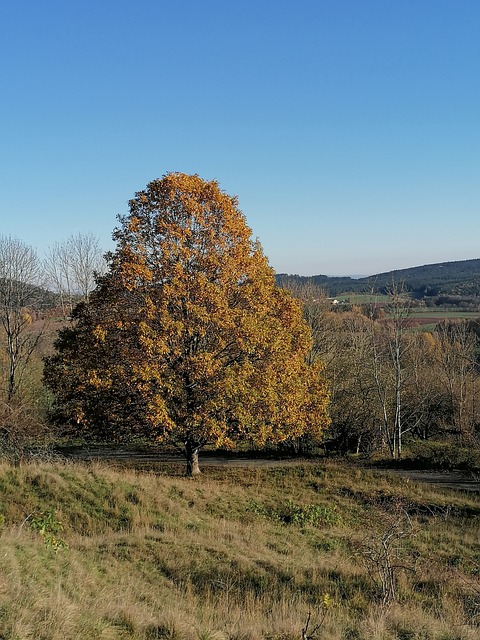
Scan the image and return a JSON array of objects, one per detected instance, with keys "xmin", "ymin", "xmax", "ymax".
[{"xmin": 185, "ymin": 440, "xmax": 201, "ymax": 476}]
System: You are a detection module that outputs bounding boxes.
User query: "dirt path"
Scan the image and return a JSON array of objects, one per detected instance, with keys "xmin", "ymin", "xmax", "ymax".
[
  {"xmin": 62, "ymin": 446, "xmax": 480, "ymax": 491},
  {"xmin": 63, "ymin": 447, "xmax": 305, "ymax": 468}
]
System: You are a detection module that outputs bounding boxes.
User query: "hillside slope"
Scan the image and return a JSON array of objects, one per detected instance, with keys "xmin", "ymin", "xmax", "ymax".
[
  {"xmin": 0, "ymin": 460, "xmax": 478, "ymax": 639},
  {"xmin": 277, "ymin": 258, "xmax": 480, "ymax": 297}
]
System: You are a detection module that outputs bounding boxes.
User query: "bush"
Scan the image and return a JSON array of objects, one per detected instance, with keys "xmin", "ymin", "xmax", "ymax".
[
  {"xmin": 406, "ymin": 441, "xmax": 480, "ymax": 471},
  {"xmin": 247, "ymin": 499, "xmax": 341, "ymax": 527}
]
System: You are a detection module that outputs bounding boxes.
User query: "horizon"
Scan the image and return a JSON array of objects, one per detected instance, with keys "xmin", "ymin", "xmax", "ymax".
[
  {"xmin": 278, "ymin": 255, "xmax": 480, "ymax": 279},
  {"xmin": 1, "ymin": 1, "xmax": 479, "ymax": 276}
]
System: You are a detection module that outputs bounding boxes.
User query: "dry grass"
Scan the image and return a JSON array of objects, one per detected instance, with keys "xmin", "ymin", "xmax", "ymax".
[{"xmin": 0, "ymin": 459, "xmax": 478, "ymax": 639}]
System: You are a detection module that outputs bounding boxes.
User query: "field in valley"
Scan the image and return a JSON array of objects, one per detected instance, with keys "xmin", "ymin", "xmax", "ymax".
[{"xmin": 333, "ymin": 293, "xmax": 480, "ymax": 330}]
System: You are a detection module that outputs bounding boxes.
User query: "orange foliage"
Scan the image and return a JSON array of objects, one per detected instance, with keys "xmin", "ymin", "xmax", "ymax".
[{"xmin": 45, "ymin": 174, "xmax": 329, "ymax": 454}]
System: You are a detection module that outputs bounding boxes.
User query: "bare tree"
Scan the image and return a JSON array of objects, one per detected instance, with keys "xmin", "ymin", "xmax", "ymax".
[
  {"xmin": 68, "ymin": 232, "xmax": 106, "ymax": 302},
  {"xmin": 357, "ymin": 500, "xmax": 416, "ymax": 607},
  {"xmin": 369, "ymin": 283, "xmax": 413, "ymax": 459},
  {"xmin": 43, "ymin": 241, "xmax": 74, "ymax": 317},
  {"xmin": 331, "ymin": 311, "xmax": 380, "ymax": 454},
  {"xmin": 44, "ymin": 232, "xmax": 105, "ymax": 315},
  {"xmin": 435, "ymin": 319, "xmax": 478, "ymax": 441},
  {"xmin": 0, "ymin": 236, "xmax": 42, "ymax": 401}
]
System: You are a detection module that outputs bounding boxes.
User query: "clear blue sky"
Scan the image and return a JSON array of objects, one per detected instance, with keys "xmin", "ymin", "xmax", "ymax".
[{"xmin": 1, "ymin": 0, "xmax": 479, "ymax": 276}]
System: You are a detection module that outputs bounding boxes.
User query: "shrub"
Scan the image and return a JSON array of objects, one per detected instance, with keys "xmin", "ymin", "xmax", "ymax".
[{"xmin": 407, "ymin": 441, "xmax": 480, "ymax": 471}]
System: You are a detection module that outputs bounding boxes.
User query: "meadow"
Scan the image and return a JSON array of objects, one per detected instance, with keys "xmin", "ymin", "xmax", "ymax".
[{"xmin": 0, "ymin": 459, "xmax": 478, "ymax": 639}]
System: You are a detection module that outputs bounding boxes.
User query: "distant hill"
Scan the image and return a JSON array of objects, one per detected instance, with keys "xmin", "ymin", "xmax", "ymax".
[
  {"xmin": 0, "ymin": 278, "xmax": 59, "ymax": 311},
  {"xmin": 276, "ymin": 258, "xmax": 480, "ymax": 298}
]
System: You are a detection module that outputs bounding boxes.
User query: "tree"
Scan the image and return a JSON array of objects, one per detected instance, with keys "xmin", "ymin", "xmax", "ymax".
[
  {"xmin": 44, "ymin": 173, "xmax": 330, "ymax": 474},
  {"xmin": 326, "ymin": 310, "xmax": 381, "ymax": 454},
  {"xmin": 43, "ymin": 232, "xmax": 105, "ymax": 316},
  {"xmin": 365, "ymin": 283, "xmax": 416, "ymax": 459},
  {"xmin": 0, "ymin": 236, "xmax": 42, "ymax": 402},
  {"xmin": 43, "ymin": 241, "xmax": 72, "ymax": 317},
  {"xmin": 434, "ymin": 319, "xmax": 478, "ymax": 441}
]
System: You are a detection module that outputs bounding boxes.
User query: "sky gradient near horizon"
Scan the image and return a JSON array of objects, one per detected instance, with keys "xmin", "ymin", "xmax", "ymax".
[{"xmin": 1, "ymin": 1, "xmax": 479, "ymax": 277}]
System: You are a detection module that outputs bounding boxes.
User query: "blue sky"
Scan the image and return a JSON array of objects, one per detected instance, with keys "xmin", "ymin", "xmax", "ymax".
[{"xmin": 1, "ymin": 0, "xmax": 479, "ymax": 276}]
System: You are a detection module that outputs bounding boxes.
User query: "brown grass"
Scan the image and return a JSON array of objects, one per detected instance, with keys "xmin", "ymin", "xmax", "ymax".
[{"xmin": 0, "ymin": 460, "xmax": 478, "ymax": 639}]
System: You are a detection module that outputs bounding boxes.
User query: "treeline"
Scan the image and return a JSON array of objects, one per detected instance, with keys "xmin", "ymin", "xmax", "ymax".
[
  {"xmin": 283, "ymin": 281, "xmax": 480, "ymax": 461},
  {"xmin": 277, "ymin": 257, "xmax": 480, "ymax": 299}
]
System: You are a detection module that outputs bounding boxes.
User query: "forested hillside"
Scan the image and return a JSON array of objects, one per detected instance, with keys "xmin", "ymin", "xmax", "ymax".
[{"xmin": 277, "ymin": 258, "xmax": 480, "ymax": 297}]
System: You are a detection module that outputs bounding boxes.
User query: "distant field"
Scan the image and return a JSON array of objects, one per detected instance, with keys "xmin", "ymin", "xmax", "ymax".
[
  {"xmin": 408, "ymin": 310, "xmax": 480, "ymax": 329},
  {"xmin": 410, "ymin": 310, "xmax": 480, "ymax": 319},
  {"xmin": 334, "ymin": 293, "xmax": 450, "ymax": 306},
  {"xmin": 334, "ymin": 293, "xmax": 480, "ymax": 324},
  {"xmin": 334, "ymin": 293, "xmax": 391, "ymax": 304}
]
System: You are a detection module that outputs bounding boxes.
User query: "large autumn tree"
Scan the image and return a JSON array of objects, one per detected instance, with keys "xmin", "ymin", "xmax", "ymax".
[{"xmin": 44, "ymin": 173, "xmax": 329, "ymax": 474}]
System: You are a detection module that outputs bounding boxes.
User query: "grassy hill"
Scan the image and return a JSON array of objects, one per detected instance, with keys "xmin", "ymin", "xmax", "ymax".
[
  {"xmin": 0, "ymin": 459, "xmax": 478, "ymax": 639},
  {"xmin": 277, "ymin": 258, "xmax": 480, "ymax": 298}
]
